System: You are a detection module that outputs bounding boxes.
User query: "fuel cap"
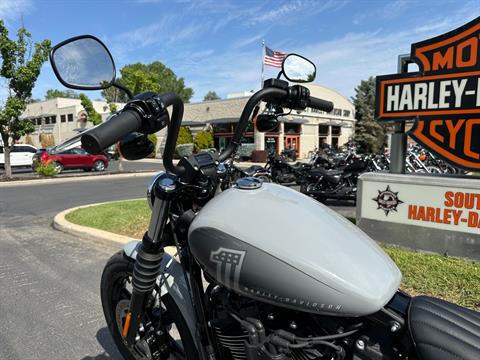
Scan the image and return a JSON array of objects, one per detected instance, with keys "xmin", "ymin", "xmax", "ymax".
[{"xmin": 235, "ymin": 177, "xmax": 263, "ymax": 190}]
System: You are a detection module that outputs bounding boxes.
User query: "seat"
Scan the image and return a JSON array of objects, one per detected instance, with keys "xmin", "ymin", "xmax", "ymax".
[
  {"xmin": 243, "ymin": 165, "xmax": 264, "ymax": 176},
  {"xmin": 308, "ymin": 167, "xmax": 341, "ymax": 184},
  {"xmin": 408, "ymin": 296, "xmax": 480, "ymax": 360}
]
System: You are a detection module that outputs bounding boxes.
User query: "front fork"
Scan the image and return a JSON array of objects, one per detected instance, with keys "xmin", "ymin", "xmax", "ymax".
[{"xmin": 123, "ymin": 173, "xmax": 177, "ymax": 345}]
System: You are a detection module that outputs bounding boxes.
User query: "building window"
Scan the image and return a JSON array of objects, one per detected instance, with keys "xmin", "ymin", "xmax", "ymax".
[
  {"xmin": 51, "ymin": 116, "xmax": 57, "ymax": 124},
  {"xmin": 67, "ymin": 114, "xmax": 74, "ymax": 122},
  {"xmin": 318, "ymin": 125, "xmax": 329, "ymax": 136},
  {"xmin": 331, "ymin": 126, "xmax": 341, "ymax": 136},
  {"xmin": 333, "ymin": 108, "xmax": 342, "ymax": 116},
  {"xmin": 61, "ymin": 115, "xmax": 66, "ymax": 123},
  {"xmin": 36, "ymin": 118, "xmax": 42, "ymax": 125},
  {"xmin": 284, "ymin": 123, "xmax": 301, "ymax": 134},
  {"xmin": 45, "ymin": 117, "xmax": 50, "ymax": 124},
  {"xmin": 343, "ymin": 110, "xmax": 351, "ymax": 117}
]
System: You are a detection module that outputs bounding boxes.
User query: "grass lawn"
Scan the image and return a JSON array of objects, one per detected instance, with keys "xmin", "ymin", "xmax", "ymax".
[{"xmin": 67, "ymin": 200, "xmax": 480, "ymax": 311}]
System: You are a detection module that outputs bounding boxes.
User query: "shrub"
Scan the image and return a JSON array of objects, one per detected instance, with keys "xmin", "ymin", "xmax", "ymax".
[
  {"xmin": 176, "ymin": 143, "xmax": 194, "ymax": 158},
  {"xmin": 194, "ymin": 131, "xmax": 214, "ymax": 153},
  {"xmin": 35, "ymin": 160, "xmax": 57, "ymax": 176},
  {"xmin": 39, "ymin": 133, "xmax": 55, "ymax": 148},
  {"xmin": 177, "ymin": 126, "xmax": 193, "ymax": 145},
  {"xmin": 147, "ymin": 134, "xmax": 158, "ymax": 158}
]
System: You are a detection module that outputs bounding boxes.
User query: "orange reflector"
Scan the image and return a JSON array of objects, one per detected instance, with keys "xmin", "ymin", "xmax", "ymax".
[{"xmin": 122, "ymin": 312, "xmax": 132, "ymax": 338}]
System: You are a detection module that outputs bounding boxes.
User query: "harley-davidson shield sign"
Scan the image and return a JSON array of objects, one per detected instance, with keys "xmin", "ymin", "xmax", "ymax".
[{"xmin": 375, "ymin": 17, "xmax": 480, "ymax": 170}]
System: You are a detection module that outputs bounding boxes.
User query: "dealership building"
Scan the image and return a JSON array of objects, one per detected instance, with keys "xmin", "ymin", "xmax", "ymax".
[{"xmin": 21, "ymin": 83, "xmax": 355, "ymax": 159}]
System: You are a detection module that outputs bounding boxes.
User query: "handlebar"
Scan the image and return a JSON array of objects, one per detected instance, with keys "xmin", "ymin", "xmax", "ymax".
[
  {"xmin": 81, "ymin": 92, "xmax": 186, "ymax": 176},
  {"xmin": 80, "ymin": 85, "xmax": 334, "ymax": 177},
  {"xmin": 81, "ymin": 110, "xmax": 142, "ymax": 155},
  {"xmin": 309, "ymin": 96, "xmax": 334, "ymax": 113}
]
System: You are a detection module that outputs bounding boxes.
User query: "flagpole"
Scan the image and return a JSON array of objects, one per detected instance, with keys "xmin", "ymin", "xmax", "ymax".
[{"xmin": 261, "ymin": 39, "xmax": 265, "ymax": 89}]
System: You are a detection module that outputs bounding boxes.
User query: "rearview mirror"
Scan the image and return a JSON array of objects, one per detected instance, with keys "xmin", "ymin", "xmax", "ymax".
[
  {"xmin": 282, "ymin": 54, "xmax": 316, "ymax": 83},
  {"xmin": 50, "ymin": 35, "xmax": 116, "ymax": 90},
  {"xmin": 255, "ymin": 114, "xmax": 279, "ymax": 132}
]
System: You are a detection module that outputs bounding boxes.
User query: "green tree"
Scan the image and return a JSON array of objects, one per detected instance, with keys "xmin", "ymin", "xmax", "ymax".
[
  {"xmin": 101, "ymin": 85, "xmax": 128, "ymax": 103},
  {"xmin": 193, "ymin": 130, "xmax": 214, "ymax": 152},
  {"xmin": 203, "ymin": 91, "xmax": 220, "ymax": 101},
  {"xmin": 79, "ymin": 93, "xmax": 102, "ymax": 125},
  {"xmin": 0, "ymin": 21, "xmax": 50, "ymax": 178},
  {"xmin": 177, "ymin": 126, "xmax": 193, "ymax": 145},
  {"xmin": 108, "ymin": 103, "xmax": 118, "ymax": 113},
  {"xmin": 101, "ymin": 61, "xmax": 193, "ymax": 103},
  {"xmin": 45, "ymin": 88, "xmax": 80, "ymax": 100},
  {"xmin": 352, "ymin": 76, "xmax": 387, "ymax": 153}
]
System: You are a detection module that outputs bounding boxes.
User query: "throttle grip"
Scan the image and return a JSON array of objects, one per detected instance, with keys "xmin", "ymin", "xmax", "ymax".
[
  {"xmin": 309, "ymin": 96, "xmax": 334, "ymax": 113},
  {"xmin": 81, "ymin": 110, "xmax": 142, "ymax": 154}
]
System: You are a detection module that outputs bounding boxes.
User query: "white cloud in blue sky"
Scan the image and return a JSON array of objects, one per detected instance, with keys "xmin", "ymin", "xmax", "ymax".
[{"xmin": 1, "ymin": 0, "xmax": 479, "ymax": 103}]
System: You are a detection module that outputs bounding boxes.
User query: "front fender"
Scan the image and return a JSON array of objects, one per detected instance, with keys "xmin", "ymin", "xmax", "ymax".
[{"xmin": 123, "ymin": 241, "xmax": 201, "ymax": 353}]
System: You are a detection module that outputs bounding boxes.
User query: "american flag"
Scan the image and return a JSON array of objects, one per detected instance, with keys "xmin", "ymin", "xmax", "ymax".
[{"xmin": 263, "ymin": 46, "xmax": 287, "ymax": 68}]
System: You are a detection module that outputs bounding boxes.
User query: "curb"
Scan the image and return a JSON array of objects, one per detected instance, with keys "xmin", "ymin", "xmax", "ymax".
[
  {"xmin": 0, "ymin": 171, "xmax": 157, "ymax": 187},
  {"xmin": 53, "ymin": 200, "xmax": 178, "ymax": 256}
]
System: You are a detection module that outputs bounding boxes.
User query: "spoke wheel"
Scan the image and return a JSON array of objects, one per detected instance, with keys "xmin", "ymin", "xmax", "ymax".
[{"xmin": 101, "ymin": 251, "xmax": 198, "ymax": 360}]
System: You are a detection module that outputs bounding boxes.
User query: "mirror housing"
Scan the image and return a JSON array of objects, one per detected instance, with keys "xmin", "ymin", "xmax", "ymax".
[
  {"xmin": 50, "ymin": 35, "xmax": 116, "ymax": 90},
  {"xmin": 255, "ymin": 114, "xmax": 279, "ymax": 133},
  {"xmin": 118, "ymin": 133, "xmax": 154, "ymax": 160},
  {"xmin": 282, "ymin": 54, "xmax": 316, "ymax": 83}
]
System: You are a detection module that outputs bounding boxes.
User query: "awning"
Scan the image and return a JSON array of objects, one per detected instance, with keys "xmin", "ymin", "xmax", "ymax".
[
  {"xmin": 205, "ymin": 117, "xmax": 239, "ymax": 124},
  {"xmin": 277, "ymin": 117, "xmax": 308, "ymax": 124},
  {"xmin": 20, "ymin": 113, "xmax": 56, "ymax": 120},
  {"xmin": 182, "ymin": 121, "xmax": 206, "ymax": 126}
]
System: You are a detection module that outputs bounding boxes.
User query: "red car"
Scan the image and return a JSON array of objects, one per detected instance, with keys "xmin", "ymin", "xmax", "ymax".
[{"xmin": 33, "ymin": 147, "xmax": 109, "ymax": 173}]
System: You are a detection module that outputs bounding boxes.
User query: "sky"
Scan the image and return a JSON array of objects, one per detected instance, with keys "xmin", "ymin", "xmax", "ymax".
[{"xmin": 1, "ymin": 0, "xmax": 479, "ymax": 103}]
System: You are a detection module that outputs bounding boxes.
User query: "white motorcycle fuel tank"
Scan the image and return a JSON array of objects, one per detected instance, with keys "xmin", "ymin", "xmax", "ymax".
[{"xmin": 189, "ymin": 180, "xmax": 401, "ymax": 317}]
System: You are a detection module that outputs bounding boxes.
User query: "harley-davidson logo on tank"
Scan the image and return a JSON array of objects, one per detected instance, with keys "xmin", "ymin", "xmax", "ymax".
[
  {"xmin": 375, "ymin": 16, "xmax": 480, "ymax": 170},
  {"xmin": 361, "ymin": 180, "xmax": 480, "ymax": 235}
]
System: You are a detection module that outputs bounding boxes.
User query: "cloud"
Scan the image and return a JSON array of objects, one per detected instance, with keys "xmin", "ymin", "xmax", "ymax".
[
  {"xmin": 249, "ymin": 0, "xmax": 347, "ymax": 25},
  {"xmin": 183, "ymin": 1, "xmax": 480, "ymax": 102},
  {"xmin": 298, "ymin": 6, "xmax": 480, "ymax": 99},
  {"xmin": 231, "ymin": 33, "xmax": 266, "ymax": 50},
  {"xmin": 0, "ymin": 0, "xmax": 33, "ymax": 23}
]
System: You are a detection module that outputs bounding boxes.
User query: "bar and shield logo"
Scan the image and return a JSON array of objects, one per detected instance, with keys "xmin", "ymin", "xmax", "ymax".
[
  {"xmin": 375, "ymin": 17, "xmax": 480, "ymax": 170},
  {"xmin": 210, "ymin": 247, "xmax": 246, "ymax": 288}
]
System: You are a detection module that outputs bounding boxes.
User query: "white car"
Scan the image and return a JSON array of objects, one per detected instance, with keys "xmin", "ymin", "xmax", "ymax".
[{"xmin": 0, "ymin": 144, "xmax": 38, "ymax": 167}]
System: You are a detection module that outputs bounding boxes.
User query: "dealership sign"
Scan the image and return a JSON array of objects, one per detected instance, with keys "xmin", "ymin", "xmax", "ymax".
[
  {"xmin": 360, "ymin": 176, "xmax": 480, "ymax": 235},
  {"xmin": 375, "ymin": 17, "xmax": 480, "ymax": 170}
]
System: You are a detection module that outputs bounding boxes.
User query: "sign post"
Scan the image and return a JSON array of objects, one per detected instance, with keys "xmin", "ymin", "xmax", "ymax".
[{"xmin": 357, "ymin": 17, "xmax": 480, "ymax": 260}]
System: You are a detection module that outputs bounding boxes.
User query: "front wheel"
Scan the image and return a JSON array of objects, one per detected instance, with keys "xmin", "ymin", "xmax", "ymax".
[
  {"xmin": 100, "ymin": 251, "xmax": 198, "ymax": 360},
  {"xmin": 94, "ymin": 160, "xmax": 106, "ymax": 171}
]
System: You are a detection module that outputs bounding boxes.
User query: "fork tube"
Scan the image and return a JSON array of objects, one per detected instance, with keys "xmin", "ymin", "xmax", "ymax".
[{"xmin": 125, "ymin": 174, "xmax": 176, "ymax": 345}]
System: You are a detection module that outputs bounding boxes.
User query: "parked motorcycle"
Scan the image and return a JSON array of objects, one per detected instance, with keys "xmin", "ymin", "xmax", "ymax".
[
  {"xmin": 49, "ymin": 35, "xmax": 480, "ymax": 360},
  {"xmin": 219, "ymin": 157, "xmax": 270, "ymax": 190},
  {"xmin": 265, "ymin": 151, "xmax": 311, "ymax": 184},
  {"xmin": 300, "ymin": 157, "xmax": 370, "ymax": 203}
]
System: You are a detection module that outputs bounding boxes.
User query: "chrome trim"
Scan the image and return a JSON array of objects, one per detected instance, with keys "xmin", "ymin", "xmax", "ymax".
[
  {"xmin": 147, "ymin": 171, "xmax": 165, "ymax": 210},
  {"xmin": 235, "ymin": 177, "xmax": 263, "ymax": 190}
]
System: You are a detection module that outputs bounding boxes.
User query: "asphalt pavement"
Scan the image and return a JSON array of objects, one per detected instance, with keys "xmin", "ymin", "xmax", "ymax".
[
  {"xmin": 0, "ymin": 169, "xmax": 354, "ymax": 359},
  {"xmin": 0, "ymin": 159, "xmax": 161, "ymax": 179},
  {"xmin": 0, "ymin": 174, "xmax": 155, "ymax": 359}
]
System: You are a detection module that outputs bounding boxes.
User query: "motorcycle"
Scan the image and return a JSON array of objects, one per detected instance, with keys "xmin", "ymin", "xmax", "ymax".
[
  {"xmin": 49, "ymin": 35, "xmax": 480, "ymax": 360},
  {"xmin": 299, "ymin": 157, "xmax": 370, "ymax": 203},
  {"xmin": 265, "ymin": 151, "xmax": 311, "ymax": 184},
  {"xmin": 219, "ymin": 157, "xmax": 271, "ymax": 190}
]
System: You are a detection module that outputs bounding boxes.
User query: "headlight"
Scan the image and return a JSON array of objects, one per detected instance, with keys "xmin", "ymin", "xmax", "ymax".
[{"xmin": 147, "ymin": 171, "xmax": 165, "ymax": 209}]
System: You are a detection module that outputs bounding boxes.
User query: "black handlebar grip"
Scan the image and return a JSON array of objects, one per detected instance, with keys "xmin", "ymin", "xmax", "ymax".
[
  {"xmin": 81, "ymin": 110, "xmax": 142, "ymax": 154},
  {"xmin": 309, "ymin": 97, "xmax": 334, "ymax": 113}
]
